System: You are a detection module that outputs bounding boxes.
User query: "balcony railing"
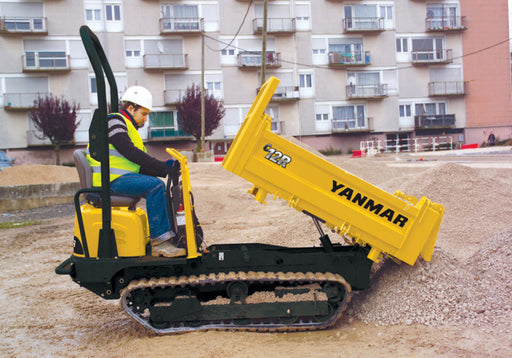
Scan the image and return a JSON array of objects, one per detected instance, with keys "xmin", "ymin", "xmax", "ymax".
[
  {"xmin": 22, "ymin": 53, "xmax": 71, "ymax": 72},
  {"xmin": 256, "ymin": 86, "xmax": 300, "ymax": 102},
  {"xmin": 328, "ymin": 51, "xmax": 370, "ymax": 67},
  {"xmin": 428, "ymin": 81, "xmax": 468, "ymax": 96},
  {"xmin": 148, "ymin": 126, "xmax": 192, "ymax": 141},
  {"xmin": 237, "ymin": 52, "xmax": 281, "ymax": 69},
  {"xmin": 343, "ymin": 17, "xmax": 384, "ymax": 32},
  {"xmin": 346, "ymin": 84, "xmax": 388, "ymax": 99},
  {"xmin": 332, "ymin": 117, "xmax": 373, "ymax": 133},
  {"xmin": 252, "ymin": 18, "xmax": 296, "ymax": 34},
  {"xmin": 4, "ymin": 92, "xmax": 48, "ymax": 110},
  {"xmin": 414, "ymin": 114, "xmax": 455, "ymax": 129},
  {"xmin": 0, "ymin": 17, "xmax": 47, "ymax": 34},
  {"xmin": 426, "ymin": 16, "xmax": 467, "ymax": 32},
  {"xmin": 143, "ymin": 53, "xmax": 189, "ymax": 70},
  {"xmin": 159, "ymin": 17, "xmax": 203, "ymax": 34},
  {"xmin": 411, "ymin": 49, "xmax": 453, "ymax": 65}
]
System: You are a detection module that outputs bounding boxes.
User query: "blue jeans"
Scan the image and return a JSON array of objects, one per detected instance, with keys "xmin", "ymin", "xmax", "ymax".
[{"xmin": 110, "ymin": 173, "xmax": 171, "ymax": 239}]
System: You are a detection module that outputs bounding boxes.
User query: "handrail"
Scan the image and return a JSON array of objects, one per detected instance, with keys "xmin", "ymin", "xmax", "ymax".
[{"xmin": 79, "ymin": 25, "xmax": 118, "ymax": 258}]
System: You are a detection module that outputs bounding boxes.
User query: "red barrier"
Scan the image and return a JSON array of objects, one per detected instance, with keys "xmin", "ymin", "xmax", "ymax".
[
  {"xmin": 351, "ymin": 150, "xmax": 365, "ymax": 158},
  {"xmin": 461, "ymin": 143, "xmax": 479, "ymax": 149}
]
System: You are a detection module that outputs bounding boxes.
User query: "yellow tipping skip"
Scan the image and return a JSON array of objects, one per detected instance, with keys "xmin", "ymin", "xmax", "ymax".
[{"xmin": 223, "ymin": 76, "xmax": 444, "ymax": 266}]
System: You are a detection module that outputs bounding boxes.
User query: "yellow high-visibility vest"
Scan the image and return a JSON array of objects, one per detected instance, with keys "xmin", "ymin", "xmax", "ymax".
[{"xmin": 87, "ymin": 113, "xmax": 147, "ymax": 187}]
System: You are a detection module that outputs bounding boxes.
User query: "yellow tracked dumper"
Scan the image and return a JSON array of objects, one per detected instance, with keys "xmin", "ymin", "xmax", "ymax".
[{"xmin": 57, "ymin": 26, "xmax": 444, "ymax": 335}]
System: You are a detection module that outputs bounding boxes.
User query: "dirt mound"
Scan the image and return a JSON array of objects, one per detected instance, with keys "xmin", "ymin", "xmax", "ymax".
[
  {"xmin": 347, "ymin": 228, "xmax": 512, "ymax": 329},
  {"xmin": 395, "ymin": 162, "xmax": 512, "ymax": 259},
  {"xmin": 0, "ymin": 165, "xmax": 79, "ymax": 186}
]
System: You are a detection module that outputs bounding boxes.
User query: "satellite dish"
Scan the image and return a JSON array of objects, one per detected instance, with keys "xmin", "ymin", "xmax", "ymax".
[{"xmin": 157, "ymin": 42, "xmax": 164, "ymax": 53}]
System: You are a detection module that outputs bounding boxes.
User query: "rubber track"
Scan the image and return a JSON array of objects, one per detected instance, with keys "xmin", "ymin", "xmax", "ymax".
[{"xmin": 120, "ymin": 271, "xmax": 352, "ymax": 334}]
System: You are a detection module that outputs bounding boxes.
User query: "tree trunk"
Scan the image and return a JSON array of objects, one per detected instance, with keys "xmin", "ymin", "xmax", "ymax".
[{"xmin": 54, "ymin": 145, "xmax": 61, "ymax": 165}]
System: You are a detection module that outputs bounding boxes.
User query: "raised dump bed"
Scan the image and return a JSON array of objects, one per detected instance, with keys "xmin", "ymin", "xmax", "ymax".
[{"xmin": 223, "ymin": 76, "xmax": 444, "ymax": 266}]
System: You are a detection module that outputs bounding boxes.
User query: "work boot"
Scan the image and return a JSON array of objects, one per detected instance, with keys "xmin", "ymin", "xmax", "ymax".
[{"xmin": 151, "ymin": 239, "xmax": 186, "ymax": 258}]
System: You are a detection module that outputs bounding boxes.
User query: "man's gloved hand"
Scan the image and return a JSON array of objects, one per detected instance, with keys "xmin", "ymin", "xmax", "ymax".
[{"xmin": 166, "ymin": 159, "xmax": 181, "ymax": 185}]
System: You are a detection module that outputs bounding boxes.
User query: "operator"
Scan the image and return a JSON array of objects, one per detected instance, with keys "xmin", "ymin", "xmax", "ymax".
[{"xmin": 87, "ymin": 86, "xmax": 185, "ymax": 258}]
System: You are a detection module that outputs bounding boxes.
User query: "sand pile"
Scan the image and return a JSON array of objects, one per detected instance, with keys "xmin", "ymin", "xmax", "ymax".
[
  {"xmin": 0, "ymin": 165, "xmax": 78, "ymax": 186},
  {"xmin": 347, "ymin": 228, "xmax": 512, "ymax": 328}
]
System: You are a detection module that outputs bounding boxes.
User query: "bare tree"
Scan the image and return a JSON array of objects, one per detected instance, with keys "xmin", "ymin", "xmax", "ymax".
[
  {"xmin": 29, "ymin": 94, "xmax": 80, "ymax": 165},
  {"xmin": 175, "ymin": 84, "xmax": 224, "ymax": 152}
]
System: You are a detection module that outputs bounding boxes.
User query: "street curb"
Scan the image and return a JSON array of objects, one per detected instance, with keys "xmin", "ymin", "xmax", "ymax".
[{"xmin": 0, "ymin": 182, "xmax": 80, "ymax": 212}]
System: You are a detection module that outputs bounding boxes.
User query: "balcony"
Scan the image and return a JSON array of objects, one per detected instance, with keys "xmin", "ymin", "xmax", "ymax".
[
  {"xmin": 252, "ymin": 18, "xmax": 296, "ymax": 35},
  {"xmin": 148, "ymin": 126, "xmax": 193, "ymax": 141},
  {"xmin": 164, "ymin": 89, "xmax": 187, "ymax": 105},
  {"xmin": 428, "ymin": 81, "xmax": 468, "ymax": 96},
  {"xmin": 0, "ymin": 17, "xmax": 47, "ymax": 34},
  {"xmin": 256, "ymin": 86, "xmax": 299, "ymax": 102},
  {"xmin": 426, "ymin": 16, "xmax": 467, "ymax": 32},
  {"xmin": 22, "ymin": 53, "xmax": 71, "ymax": 72},
  {"xmin": 4, "ymin": 92, "xmax": 48, "ymax": 111},
  {"xmin": 159, "ymin": 17, "xmax": 203, "ymax": 34},
  {"xmin": 414, "ymin": 114, "xmax": 455, "ymax": 129},
  {"xmin": 332, "ymin": 117, "xmax": 373, "ymax": 133},
  {"xmin": 411, "ymin": 49, "xmax": 453, "ymax": 65},
  {"xmin": 237, "ymin": 52, "xmax": 281, "ymax": 69},
  {"xmin": 343, "ymin": 17, "xmax": 384, "ymax": 33},
  {"xmin": 143, "ymin": 54, "xmax": 189, "ymax": 70},
  {"xmin": 346, "ymin": 84, "xmax": 388, "ymax": 99},
  {"xmin": 328, "ymin": 51, "xmax": 370, "ymax": 67}
]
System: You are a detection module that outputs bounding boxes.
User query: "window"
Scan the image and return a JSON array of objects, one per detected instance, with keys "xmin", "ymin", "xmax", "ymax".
[
  {"xmin": 148, "ymin": 111, "xmax": 186, "ymax": 139},
  {"xmin": 333, "ymin": 105, "xmax": 366, "ymax": 129},
  {"xmin": 411, "ymin": 37, "xmax": 445, "ymax": 61},
  {"xmin": 344, "ymin": 3, "xmax": 394, "ymax": 30},
  {"xmin": 396, "ymin": 38, "xmax": 408, "ymax": 53},
  {"xmin": 328, "ymin": 38, "xmax": 365, "ymax": 64},
  {"xmin": 89, "ymin": 74, "xmax": 126, "ymax": 104},
  {"xmin": 380, "ymin": 5, "xmax": 393, "ymax": 21},
  {"xmin": 415, "ymin": 102, "xmax": 446, "ymax": 116},
  {"xmin": 427, "ymin": 4, "xmax": 460, "ymax": 29},
  {"xmin": 206, "ymin": 81, "xmax": 221, "ymax": 91},
  {"xmin": 221, "ymin": 48, "xmax": 235, "ymax": 56},
  {"xmin": 161, "ymin": 4, "xmax": 200, "ymax": 30},
  {"xmin": 296, "ymin": 3, "xmax": 311, "ymax": 31},
  {"xmin": 86, "ymin": 9, "xmax": 101, "ymax": 21},
  {"xmin": 85, "ymin": 1, "xmax": 123, "ymax": 32},
  {"xmin": 106, "ymin": 5, "xmax": 121, "ymax": 21},
  {"xmin": 316, "ymin": 113, "xmax": 328, "ymax": 121},
  {"xmin": 399, "ymin": 104, "xmax": 411, "ymax": 118},
  {"xmin": 299, "ymin": 74, "xmax": 312, "ymax": 88},
  {"xmin": 126, "ymin": 50, "xmax": 140, "ymax": 57}
]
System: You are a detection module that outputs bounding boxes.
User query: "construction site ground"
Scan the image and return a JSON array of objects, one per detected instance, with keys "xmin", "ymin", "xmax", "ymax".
[{"xmin": 0, "ymin": 148, "xmax": 511, "ymax": 357}]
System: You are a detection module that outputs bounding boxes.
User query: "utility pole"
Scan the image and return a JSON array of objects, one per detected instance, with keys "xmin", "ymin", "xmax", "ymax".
[
  {"xmin": 200, "ymin": 31, "xmax": 205, "ymax": 152},
  {"xmin": 260, "ymin": 0, "xmax": 268, "ymax": 86}
]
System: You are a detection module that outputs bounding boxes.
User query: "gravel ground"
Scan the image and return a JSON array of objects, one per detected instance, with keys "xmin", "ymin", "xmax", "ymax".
[{"xmin": 1, "ymin": 154, "xmax": 512, "ymax": 357}]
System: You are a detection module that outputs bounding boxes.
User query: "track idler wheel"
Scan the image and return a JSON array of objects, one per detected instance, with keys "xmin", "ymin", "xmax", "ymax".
[
  {"xmin": 226, "ymin": 281, "xmax": 248, "ymax": 303},
  {"xmin": 128, "ymin": 289, "xmax": 152, "ymax": 313}
]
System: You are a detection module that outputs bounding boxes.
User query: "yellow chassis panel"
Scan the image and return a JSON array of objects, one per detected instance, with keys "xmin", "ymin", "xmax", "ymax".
[{"xmin": 223, "ymin": 76, "xmax": 444, "ymax": 266}]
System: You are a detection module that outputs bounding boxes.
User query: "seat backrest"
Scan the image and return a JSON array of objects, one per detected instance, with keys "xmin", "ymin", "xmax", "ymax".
[
  {"xmin": 73, "ymin": 150, "xmax": 92, "ymax": 189},
  {"xmin": 72, "ymin": 149, "xmax": 140, "ymax": 209}
]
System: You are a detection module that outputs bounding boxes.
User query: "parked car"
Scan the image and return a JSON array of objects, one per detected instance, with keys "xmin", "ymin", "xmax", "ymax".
[{"xmin": 0, "ymin": 150, "xmax": 15, "ymax": 170}]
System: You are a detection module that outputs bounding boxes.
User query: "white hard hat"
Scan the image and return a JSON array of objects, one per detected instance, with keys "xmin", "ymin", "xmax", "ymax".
[{"xmin": 121, "ymin": 86, "xmax": 153, "ymax": 111}]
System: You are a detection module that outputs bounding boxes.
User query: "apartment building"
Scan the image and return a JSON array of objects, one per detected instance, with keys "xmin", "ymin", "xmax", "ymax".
[{"xmin": 0, "ymin": 0, "xmax": 510, "ymax": 162}]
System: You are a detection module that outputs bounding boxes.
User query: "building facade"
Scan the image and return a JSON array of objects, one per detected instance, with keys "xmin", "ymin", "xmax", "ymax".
[{"xmin": 0, "ymin": 0, "xmax": 510, "ymax": 163}]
